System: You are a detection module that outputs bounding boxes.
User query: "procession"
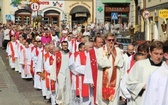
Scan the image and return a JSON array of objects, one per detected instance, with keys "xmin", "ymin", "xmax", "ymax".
[
  {"xmin": 0, "ymin": 22, "xmax": 167, "ymax": 105},
  {"xmin": 0, "ymin": 0, "xmax": 168, "ymax": 105}
]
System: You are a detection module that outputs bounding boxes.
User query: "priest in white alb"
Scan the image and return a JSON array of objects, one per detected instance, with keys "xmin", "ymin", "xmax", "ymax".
[
  {"xmin": 95, "ymin": 33, "xmax": 124, "ymax": 105},
  {"xmin": 143, "ymin": 40, "xmax": 168, "ymax": 105},
  {"xmin": 126, "ymin": 41, "xmax": 164, "ymax": 105}
]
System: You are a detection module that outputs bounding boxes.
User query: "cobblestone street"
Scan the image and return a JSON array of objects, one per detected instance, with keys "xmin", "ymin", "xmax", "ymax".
[{"xmin": 0, "ymin": 50, "xmax": 50, "ymax": 105}]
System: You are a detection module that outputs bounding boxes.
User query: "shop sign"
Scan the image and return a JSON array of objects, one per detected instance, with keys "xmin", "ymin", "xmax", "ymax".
[
  {"xmin": 39, "ymin": 1, "xmax": 49, "ymax": 5},
  {"xmin": 159, "ymin": 9, "xmax": 168, "ymax": 19},
  {"xmin": 75, "ymin": 13, "xmax": 87, "ymax": 17}
]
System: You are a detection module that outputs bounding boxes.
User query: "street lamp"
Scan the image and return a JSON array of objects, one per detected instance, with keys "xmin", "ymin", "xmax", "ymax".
[{"xmin": 129, "ymin": 25, "xmax": 135, "ymax": 42}]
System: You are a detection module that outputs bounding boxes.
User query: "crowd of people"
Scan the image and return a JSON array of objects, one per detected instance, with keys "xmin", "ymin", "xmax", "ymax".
[{"xmin": 0, "ymin": 23, "xmax": 168, "ymax": 105}]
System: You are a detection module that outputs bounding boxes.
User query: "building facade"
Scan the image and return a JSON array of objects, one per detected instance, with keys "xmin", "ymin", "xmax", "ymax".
[
  {"xmin": 145, "ymin": 0, "xmax": 168, "ymax": 41},
  {"xmin": 1, "ymin": 0, "xmax": 94, "ymax": 28}
]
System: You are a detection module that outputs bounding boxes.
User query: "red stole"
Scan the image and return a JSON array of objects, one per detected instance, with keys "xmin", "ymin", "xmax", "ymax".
[
  {"xmin": 23, "ymin": 48, "xmax": 28, "ymax": 76},
  {"xmin": 20, "ymin": 45, "xmax": 23, "ymax": 51},
  {"xmin": 102, "ymin": 47, "xmax": 117, "ymax": 101},
  {"xmin": 30, "ymin": 46, "xmax": 35, "ymax": 76},
  {"xmin": 72, "ymin": 39, "xmax": 77, "ymax": 52},
  {"xmin": 89, "ymin": 48, "xmax": 98, "ymax": 104},
  {"xmin": 51, "ymin": 51, "xmax": 62, "ymax": 91},
  {"xmin": 127, "ymin": 55, "xmax": 135, "ymax": 73},
  {"xmin": 35, "ymin": 48, "xmax": 39, "ymax": 56},
  {"xmin": 76, "ymin": 51, "xmax": 89, "ymax": 97},
  {"xmin": 9, "ymin": 42, "xmax": 15, "ymax": 63}
]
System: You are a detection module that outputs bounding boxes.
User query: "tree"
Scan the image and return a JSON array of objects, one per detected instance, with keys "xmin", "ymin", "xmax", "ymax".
[{"xmin": 11, "ymin": 0, "xmax": 21, "ymax": 7}]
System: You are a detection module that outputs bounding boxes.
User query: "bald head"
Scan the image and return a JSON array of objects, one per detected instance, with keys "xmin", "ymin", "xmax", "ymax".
[
  {"xmin": 127, "ymin": 44, "xmax": 134, "ymax": 55},
  {"xmin": 49, "ymin": 44, "xmax": 55, "ymax": 54},
  {"xmin": 85, "ymin": 42, "xmax": 93, "ymax": 52}
]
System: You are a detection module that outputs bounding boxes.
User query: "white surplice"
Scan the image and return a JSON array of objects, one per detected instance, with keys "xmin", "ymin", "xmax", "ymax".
[
  {"xmin": 19, "ymin": 47, "xmax": 32, "ymax": 79},
  {"xmin": 126, "ymin": 59, "xmax": 161, "ymax": 105},
  {"xmin": 74, "ymin": 52, "xmax": 91, "ymax": 105},
  {"xmin": 44, "ymin": 52, "xmax": 55, "ymax": 103},
  {"xmin": 69, "ymin": 53, "xmax": 79, "ymax": 105},
  {"xmin": 120, "ymin": 54, "xmax": 133, "ymax": 99},
  {"xmin": 50, "ymin": 51, "xmax": 71, "ymax": 105},
  {"xmin": 6, "ymin": 41, "xmax": 18, "ymax": 69},
  {"xmin": 143, "ymin": 62, "xmax": 168, "ymax": 105},
  {"xmin": 96, "ymin": 45, "xmax": 124, "ymax": 105},
  {"xmin": 18, "ymin": 43, "xmax": 24, "ymax": 73},
  {"xmin": 34, "ymin": 47, "xmax": 43, "ymax": 89},
  {"xmin": 84, "ymin": 47, "xmax": 98, "ymax": 105}
]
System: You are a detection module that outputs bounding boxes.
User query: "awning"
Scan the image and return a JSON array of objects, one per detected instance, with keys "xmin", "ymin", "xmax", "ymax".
[
  {"xmin": 70, "ymin": 6, "xmax": 90, "ymax": 15},
  {"xmin": 102, "ymin": 0, "xmax": 130, "ymax": 3}
]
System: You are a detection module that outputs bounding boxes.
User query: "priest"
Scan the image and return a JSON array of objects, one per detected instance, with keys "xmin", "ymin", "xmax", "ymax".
[
  {"xmin": 96, "ymin": 33, "xmax": 124, "ymax": 105},
  {"xmin": 126, "ymin": 41, "xmax": 164, "ymax": 105},
  {"xmin": 50, "ymin": 41, "xmax": 71, "ymax": 105},
  {"xmin": 143, "ymin": 40, "xmax": 168, "ymax": 105}
]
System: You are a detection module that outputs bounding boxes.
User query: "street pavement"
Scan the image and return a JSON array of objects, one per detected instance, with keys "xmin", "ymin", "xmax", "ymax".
[{"xmin": 0, "ymin": 50, "xmax": 50, "ymax": 105}]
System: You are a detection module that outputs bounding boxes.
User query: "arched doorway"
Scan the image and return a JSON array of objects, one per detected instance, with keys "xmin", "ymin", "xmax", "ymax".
[
  {"xmin": 70, "ymin": 6, "xmax": 90, "ymax": 27},
  {"xmin": 15, "ymin": 9, "xmax": 32, "ymax": 24},
  {"xmin": 43, "ymin": 10, "xmax": 60, "ymax": 26}
]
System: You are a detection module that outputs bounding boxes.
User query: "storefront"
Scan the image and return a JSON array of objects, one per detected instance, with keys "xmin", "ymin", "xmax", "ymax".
[
  {"xmin": 102, "ymin": 0, "xmax": 130, "ymax": 24},
  {"xmin": 65, "ymin": 0, "xmax": 93, "ymax": 27},
  {"xmin": 70, "ymin": 6, "xmax": 90, "ymax": 26}
]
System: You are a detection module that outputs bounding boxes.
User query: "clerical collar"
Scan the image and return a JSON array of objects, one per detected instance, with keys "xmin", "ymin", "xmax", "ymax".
[
  {"xmin": 126, "ymin": 52, "xmax": 134, "ymax": 57},
  {"xmin": 149, "ymin": 58, "xmax": 162, "ymax": 66}
]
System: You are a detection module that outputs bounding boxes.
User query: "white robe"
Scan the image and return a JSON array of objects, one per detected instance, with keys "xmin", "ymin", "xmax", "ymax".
[
  {"xmin": 120, "ymin": 54, "xmax": 133, "ymax": 99},
  {"xmin": 84, "ymin": 47, "xmax": 98, "ymax": 105},
  {"xmin": 19, "ymin": 47, "xmax": 32, "ymax": 79},
  {"xmin": 143, "ymin": 62, "xmax": 168, "ymax": 105},
  {"xmin": 41, "ymin": 51, "xmax": 48, "ymax": 97},
  {"xmin": 74, "ymin": 52, "xmax": 91, "ymax": 105},
  {"xmin": 6, "ymin": 41, "xmax": 18, "ymax": 69},
  {"xmin": 34, "ymin": 47, "xmax": 43, "ymax": 89},
  {"xmin": 44, "ymin": 53, "xmax": 56, "ymax": 105},
  {"xmin": 50, "ymin": 51, "xmax": 71, "ymax": 105},
  {"xmin": 96, "ymin": 45, "xmax": 124, "ymax": 105},
  {"xmin": 69, "ymin": 53, "xmax": 80, "ymax": 105},
  {"xmin": 18, "ymin": 43, "xmax": 24, "ymax": 73},
  {"xmin": 126, "ymin": 59, "xmax": 161, "ymax": 105}
]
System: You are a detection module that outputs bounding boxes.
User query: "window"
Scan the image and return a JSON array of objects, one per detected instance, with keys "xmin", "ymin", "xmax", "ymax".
[
  {"xmin": 24, "ymin": 16, "xmax": 30, "ymax": 24},
  {"xmin": 15, "ymin": 16, "xmax": 21, "ymax": 24},
  {"xmin": 44, "ymin": 17, "xmax": 49, "ymax": 24}
]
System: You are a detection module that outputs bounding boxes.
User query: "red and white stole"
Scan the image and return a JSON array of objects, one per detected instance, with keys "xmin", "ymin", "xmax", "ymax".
[
  {"xmin": 51, "ymin": 51, "xmax": 62, "ymax": 91},
  {"xmin": 102, "ymin": 46, "xmax": 117, "ymax": 101},
  {"xmin": 76, "ymin": 51, "xmax": 89, "ymax": 97},
  {"xmin": 9, "ymin": 42, "xmax": 15, "ymax": 63},
  {"xmin": 89, "ymin": 48, "xmax": 98, "ymax": 104},
  {"xmin": 71, "ymin": 38, "xmax": 77, "ymax": 52},
  {"xmin": 127, "ymin": 55, "xmax": 135, "ymax": 73}
]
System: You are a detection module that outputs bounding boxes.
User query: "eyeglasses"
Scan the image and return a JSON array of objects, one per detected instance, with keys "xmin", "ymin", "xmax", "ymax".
[{"xmin": 107, "ymin": 39, "xmax": 115, "ymax": 42}]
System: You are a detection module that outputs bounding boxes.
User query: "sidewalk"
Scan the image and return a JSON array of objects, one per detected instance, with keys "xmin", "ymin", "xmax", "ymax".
[{"xmin": 0, "ymin": 56, "xmax": 30, "ymax": 105}]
